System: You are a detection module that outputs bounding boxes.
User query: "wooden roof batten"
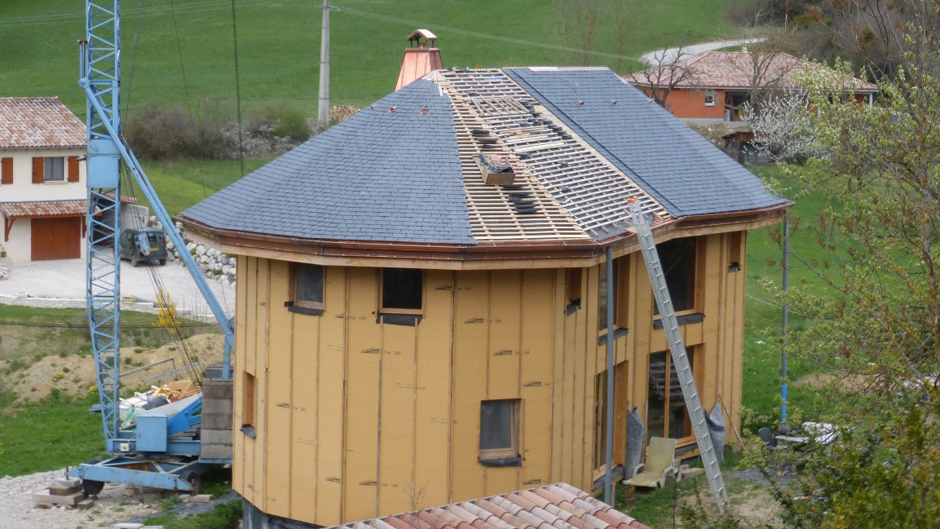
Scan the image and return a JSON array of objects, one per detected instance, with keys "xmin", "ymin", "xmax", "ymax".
[{"xmin": 435, "ymin": 68, "xmax": 669, "ymax": 243}]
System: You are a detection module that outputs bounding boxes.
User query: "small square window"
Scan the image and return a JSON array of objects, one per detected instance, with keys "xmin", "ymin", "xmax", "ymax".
[
  {"xmin": 381, "ymin": 268, "xmax": 422, "ymax": 312},
  {"xmin": 479, "ymin": 399, "xmax": 521, "ymax": 464},
  {"xmin": 704, "ymin": 91, "xmax": 717, "ymax": 107},
  {"xmin": 288, "ymin": 264, "xmax": 324, "ymax": 315},
  {"xmin": 44, "ymin": 157, "xmax": 65, "ymax": 182}
]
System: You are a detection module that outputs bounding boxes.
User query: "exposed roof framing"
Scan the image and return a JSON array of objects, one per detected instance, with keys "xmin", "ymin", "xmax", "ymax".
[{"xmin": 437, "ymin": 69, "xmax": 668, "ymax": 240}]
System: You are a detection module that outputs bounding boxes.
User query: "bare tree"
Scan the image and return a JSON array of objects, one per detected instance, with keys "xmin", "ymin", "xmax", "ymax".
[{"xmin": 629, "ymin": 47, "xmax": 695, "ymax": 110}]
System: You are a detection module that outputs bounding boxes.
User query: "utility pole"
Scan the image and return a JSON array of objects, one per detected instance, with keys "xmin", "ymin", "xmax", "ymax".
[
  {"xmin": 317, "ymin": 0, "xmax": 331, "ymax": 129},
  {"xmin": 781, "ymin": 210, "xmax": 790, "ymax": 430}
]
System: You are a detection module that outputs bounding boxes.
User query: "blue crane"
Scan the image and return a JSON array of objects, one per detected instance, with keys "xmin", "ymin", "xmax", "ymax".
[{"xmin": 67, "ymin": 0, "xmax": 236, "ymax": 494}]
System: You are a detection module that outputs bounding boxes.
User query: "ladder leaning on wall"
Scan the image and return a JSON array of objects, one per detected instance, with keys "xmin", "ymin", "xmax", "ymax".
[{"xmin": 626, "ymin": 198, "xmax": 729, "ymax": 512}]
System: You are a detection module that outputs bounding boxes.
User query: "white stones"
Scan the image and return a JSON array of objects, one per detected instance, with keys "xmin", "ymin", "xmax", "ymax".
[{"xmin": 0, "ymin": 266, "xmax": 9, "ymax": 281}]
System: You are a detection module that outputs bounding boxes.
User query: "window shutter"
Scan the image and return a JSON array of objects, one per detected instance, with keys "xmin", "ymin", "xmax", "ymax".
[
  {"xmin": 32, "ymin": 157, "xmax": 43, "ymax": 184},
  {"xmin": 0, "ymin": 158, "xmax": 11, "ymax": 185},
  {"xmin": 68, "ymin": 156, "xmax": 79, "ymax": 182}
]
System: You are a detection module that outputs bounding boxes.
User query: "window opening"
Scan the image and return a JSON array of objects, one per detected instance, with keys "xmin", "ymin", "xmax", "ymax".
[
  {"xmin": 44, "ymin": 157, "xmax": 65, "ymax": 182},
  {"xmin": 566, "ymin": 268, "xmax": 582, "ymax": 313},
  {"xmin": 382, "ymin": 268, "xmax": 422, "ymax": 312},
  {"xmin": 292, "ymin": 264, "xmax": 324, "ymax": 312},
  {"xmin": 241, "ymin": 372, "xmax": 256, "ymax": 438},
  {"xmin": 646, "ymin": 349, "xmax": 696, "ymax": 442},
  {"xmin": 655, "ymin": 238, "xmax": 697, "ymax": 314},
  {"xmin": 593, "ymin": 371, "xmax": 608, "ymax": 469},
  {"xmin": 479, "ymin": 399, "xmax": 521, "ymax": 464}
]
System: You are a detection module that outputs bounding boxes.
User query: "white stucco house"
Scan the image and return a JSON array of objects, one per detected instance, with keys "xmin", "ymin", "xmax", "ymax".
[{"xmin": 0, "ymin": 97, "xmax": 87, "ymax": 262}]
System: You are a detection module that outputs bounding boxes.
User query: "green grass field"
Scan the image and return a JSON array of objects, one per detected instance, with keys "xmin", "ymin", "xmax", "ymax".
[{"xmin": 0, "ymin": 0, "xmax": 739, "ymax": 115}]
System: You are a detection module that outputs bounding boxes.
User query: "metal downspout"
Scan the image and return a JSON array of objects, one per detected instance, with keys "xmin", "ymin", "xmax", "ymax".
[{"xmin": 605, "ymin": 246, "xmax": 615, "ymax": 504}]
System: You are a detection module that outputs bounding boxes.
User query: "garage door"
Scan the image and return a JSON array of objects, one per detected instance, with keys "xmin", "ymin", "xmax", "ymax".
[{"xmin": 31, "ymin": 217, "xmax": 81, "ymax": 261}]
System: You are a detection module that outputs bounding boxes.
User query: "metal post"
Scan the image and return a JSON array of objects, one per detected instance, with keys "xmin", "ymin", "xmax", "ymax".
[
  {"xmin": 604, "ymin": 246, "xmax": 615, "ymax": 505},
  {"xmin": 781, "ymin": 210, "xmax": 790, "ymax": 429},
  {"xmin": 317, "ymin": 0, "xmax": 330, "ymax": 128}
]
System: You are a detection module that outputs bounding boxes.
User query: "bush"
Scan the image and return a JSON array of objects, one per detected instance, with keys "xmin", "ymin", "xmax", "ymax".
[
  {"xmin": 124, "ymin": 102, "xmax": 192, "ymax": 160},
  {"xmin": 125, "ymin": 99, "xmax": 311, "ymax": 161}
]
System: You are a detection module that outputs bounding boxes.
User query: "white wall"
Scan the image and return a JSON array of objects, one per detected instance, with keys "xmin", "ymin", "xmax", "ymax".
[
  {"xmin": 0, "ymin": 147, "xmax": 87, "ymax": 262},
  {"xmin": 0, "ymin": 147, "xmax": 86, "ymax": 201}
]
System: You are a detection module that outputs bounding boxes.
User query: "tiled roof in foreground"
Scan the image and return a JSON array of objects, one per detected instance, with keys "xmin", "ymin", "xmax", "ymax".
[
  {"xmin": 328, "ymin": 483, "xmax": 652, "ymax": 529},
  {"xmin": 181, "ymin": 67, "xmax": 786, "ymax": 247}
]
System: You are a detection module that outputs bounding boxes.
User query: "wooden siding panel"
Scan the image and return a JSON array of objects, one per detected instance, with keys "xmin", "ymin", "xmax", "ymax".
[
  {"xmin": 487, "ymin": 270, "xmax": 522, "ymax": 400},
  {"xmin": 378, "ymin": 322, "xmax": 418, "ymax": 515},
  {"xmin": 343, "ymin": 268, "xmax": 381, "ymax": 522},
  {"xmin": 254, "ymin": 259, "xmax": 270, "ymax": 511},
  {"xmin": 232, "ymin": 256, "xmax": 249, "ymax": 498},
  {"xmin": 550, "ymin": 269, "xmax": 567, "ymax": 484},
  {"xmin": 265, "ymin": 261, "xmax": 292, "ymax": 518},
  {"xmin": 519, "ymin": 269, "xmax": 554, "ymax": 488},
  {"xmin": 450, "ymin": 270, "xmax": 489, "ymax": 502},
  {"xmin": 241, "ymin": 257, "xmax": 258, "ymax": 504},
  {"xmin": 316, "ymin": 267, "xmax": 347, "ymax": 525},
  {"xmin": 414, "ymin": 270, "xmax": 455, "ymax": 507},
  {"xmin": 290, "ymin": 278, "xmax": 320, "ymax": 522}
]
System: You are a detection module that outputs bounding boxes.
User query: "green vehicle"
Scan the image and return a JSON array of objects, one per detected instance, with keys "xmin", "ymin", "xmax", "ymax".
[{"xmin": 120, "ymin": 227, "xmax": 168, "ymax": 267}]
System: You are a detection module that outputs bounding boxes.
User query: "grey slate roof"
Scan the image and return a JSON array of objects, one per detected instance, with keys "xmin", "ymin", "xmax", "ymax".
[
  {"xmin": 505, "ymin": 67, "xmax": 787, "ymax": 217},
  {"xmin": 181, "ymin": 68, "xmax": 786, "ymax": 246},
  {"xmin": 181, "ymin": 79, "xmax": 475, "ymax": 244}
]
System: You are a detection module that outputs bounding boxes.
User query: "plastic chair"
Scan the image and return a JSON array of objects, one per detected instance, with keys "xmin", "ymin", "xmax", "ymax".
[{"xmin": 623, "ymin": 437, "xmax": 678, "ymax": 488}]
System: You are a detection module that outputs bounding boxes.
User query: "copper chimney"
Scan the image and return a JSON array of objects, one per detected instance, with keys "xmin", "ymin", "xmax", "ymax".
[{"xmin": 395, "ymin": 29, "xmax": 443, "ymax": 91}]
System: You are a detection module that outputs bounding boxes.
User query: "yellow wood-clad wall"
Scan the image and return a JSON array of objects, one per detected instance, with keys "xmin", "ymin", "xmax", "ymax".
[{"xmin": 231, "ymin": 231, "xmax": 747, "ymax": 526}]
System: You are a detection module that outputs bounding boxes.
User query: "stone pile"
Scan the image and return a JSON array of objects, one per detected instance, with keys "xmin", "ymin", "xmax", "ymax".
[
  {"xmin": 147, "ymin": 218, "xmax": 237, "ymax": 287},
  {"xmin": 0, "ymin": 266, "xmax": 8, "ymax": 281}
]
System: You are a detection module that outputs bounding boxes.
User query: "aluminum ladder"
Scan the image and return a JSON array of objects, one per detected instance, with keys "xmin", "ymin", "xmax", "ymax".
[{"xmin": 627, "ymin": 199, "xmax": 728, "ymax": 511}]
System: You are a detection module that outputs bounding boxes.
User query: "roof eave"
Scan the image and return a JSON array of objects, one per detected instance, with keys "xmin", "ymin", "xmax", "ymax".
[{"xmin": 178, "ymin": 201, "xmax": 790, "ymax": 268}]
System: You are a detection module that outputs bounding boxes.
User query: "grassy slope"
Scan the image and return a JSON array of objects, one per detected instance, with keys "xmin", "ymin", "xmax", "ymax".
[
  {"xmin": 0, "ymin": 0, "xmax": 738, "ymax": 113},
  {"xmin": 741, "ymin": 166, "xmax": 836, "ymax": 428}
]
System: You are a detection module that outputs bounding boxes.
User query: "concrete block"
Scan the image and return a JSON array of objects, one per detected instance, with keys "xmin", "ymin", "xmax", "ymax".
[
  {"xmin": 48, "ymin": 479, "xmax": 82, "ymax": 495},
  {"xmin": 32, "ymin": 489, "xmax": 84, "ymax": 506},
  {"xmin": 183, "ymin": 494, "xmax": 214, "ymax": 503},
  {"xmin": 75, "ymin": 498, "xmax": 96, "ymax": 510},
  {"xmin": 113, "ymin": 523, "xmax": 145, "ymax": 529}
]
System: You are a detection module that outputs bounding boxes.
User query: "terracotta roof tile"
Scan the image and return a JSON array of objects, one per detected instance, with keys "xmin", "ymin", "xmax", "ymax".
[
  {"xmin": 330, "ymin": 484, "xmax": 653, "ymax": 529},
  {"xmin": 0, "ymin": 98, "xmax": 85, "ymax": 150},
  {"xmin": 626, "ymin": 51, "xmax": 878, "ymax": 93},
  {"xmin": 0, "ymin": 200, "xmax": 85, "ymax": 218},
  {"xmin": 399, "ymin": 513, "xmax": 436, "ymax": 529}
]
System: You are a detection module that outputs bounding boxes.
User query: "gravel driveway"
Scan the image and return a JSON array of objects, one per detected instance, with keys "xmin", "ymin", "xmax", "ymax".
[{"xmin": 0, "ymin": 258, "xmax": 235, "ymax": 320}]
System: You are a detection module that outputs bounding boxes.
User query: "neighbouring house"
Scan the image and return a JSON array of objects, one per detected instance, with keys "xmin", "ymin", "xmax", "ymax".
[
  {"xmin": 625, "ymin": 51, "xmax": 878, "ymax": 162},
  {"xmin": 0, "ymin": 97, "xmax": 87, "ymax": 262},
  {"xmin": 179, "ymin": 51, "xmax": 790, "ymax": 527}
]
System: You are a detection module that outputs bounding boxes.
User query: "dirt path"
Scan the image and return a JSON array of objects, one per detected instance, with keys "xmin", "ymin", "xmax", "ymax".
[{"xmin": 640, "ymin": 38, "xmax": 767, "ymax": 65}]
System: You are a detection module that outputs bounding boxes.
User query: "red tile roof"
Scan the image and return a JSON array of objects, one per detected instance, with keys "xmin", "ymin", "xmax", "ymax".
[
  {"xmin": 328, "ymin": 483, "xmax": 652, "ymax": 529},
  {"xmin": 0, "ymin": 98, "xmax": 86, "ymax": 150},
  {"xmin": 626, "ymin": 51, "xmax": 878, "ymax": 93},
  {"xmin": 0, "ymin": 200, "xmax": 86, "ymax": 218}
]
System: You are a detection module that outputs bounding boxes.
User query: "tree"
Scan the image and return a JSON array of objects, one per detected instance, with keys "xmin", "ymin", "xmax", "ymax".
[
  {"xmin": 732, "ymin": 5, "xmax": 940, "ymax": 526},
  {"xmin": 629, "ymin": 46, "xmax": 695, "ymax": 109}
]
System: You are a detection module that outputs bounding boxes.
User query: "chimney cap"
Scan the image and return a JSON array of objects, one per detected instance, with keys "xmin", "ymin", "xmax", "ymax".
[{"xmin": 407, "ymin": 29, "xmax": 437, "ymax": 46}]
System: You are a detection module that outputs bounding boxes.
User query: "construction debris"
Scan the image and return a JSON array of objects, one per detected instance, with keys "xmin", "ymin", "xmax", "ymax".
[{"xmin": 120, "ymin": 379, "xmax": 202, "ymax": 428}]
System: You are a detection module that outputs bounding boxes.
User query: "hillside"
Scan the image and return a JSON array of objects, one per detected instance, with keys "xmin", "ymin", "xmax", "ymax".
[{"xmin": 0, "ymin": 0, "xmax": 739, "ymax": 115}]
